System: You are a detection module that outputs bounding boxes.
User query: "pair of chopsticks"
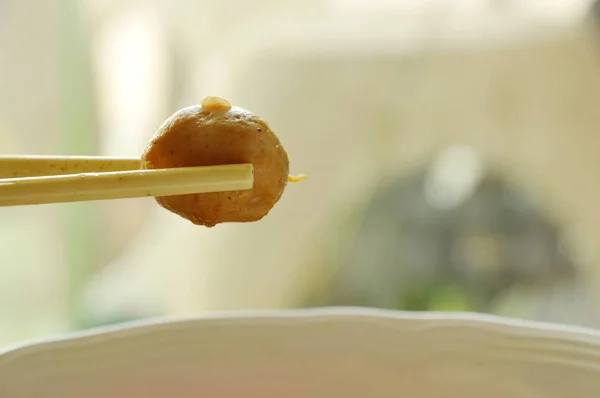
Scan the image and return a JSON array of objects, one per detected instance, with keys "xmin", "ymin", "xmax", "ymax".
[{"xmin": 0, "ymin": 156, "xmax": 254, "ymax": 206}]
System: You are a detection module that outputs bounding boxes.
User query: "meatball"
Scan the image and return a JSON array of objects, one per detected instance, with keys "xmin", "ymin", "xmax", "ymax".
[{"xmin": 142, "ymin": 96, "xmax": 290, "ymax": 227}]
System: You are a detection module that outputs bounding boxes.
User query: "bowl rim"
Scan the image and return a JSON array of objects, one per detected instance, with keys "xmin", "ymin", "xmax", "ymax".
[{"xmin": 2, "ymin": 306, "xmax": 600, "ymax": 358}]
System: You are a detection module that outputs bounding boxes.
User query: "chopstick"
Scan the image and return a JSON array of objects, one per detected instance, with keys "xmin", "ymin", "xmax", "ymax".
[
  {"xmin": 0, "ymin": 156, "xmax": 254, "ymax": 206},
  {"xmin": 0, "ymin": 155, "xmax": 142, "ymax": 178}
]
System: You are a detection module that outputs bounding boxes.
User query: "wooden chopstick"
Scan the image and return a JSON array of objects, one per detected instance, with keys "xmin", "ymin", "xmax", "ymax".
[
  {"xmin": 0, "ymin": 155, "xmax": 142, "ymax": 178},
  {"xmin": 0, "ymin": 156, "xmax": 254, "ymax": 206}
]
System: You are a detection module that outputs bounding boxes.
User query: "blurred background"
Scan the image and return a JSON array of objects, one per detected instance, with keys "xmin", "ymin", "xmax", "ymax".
[{"xmin": 1, "ymin": 0, "xmax": 600, "ymax": 347}]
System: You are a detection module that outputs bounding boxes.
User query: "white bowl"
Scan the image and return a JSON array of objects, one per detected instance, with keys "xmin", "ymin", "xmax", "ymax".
[{"xmin": 1, "ymin": 308, "xmax": 600, "ymax": 397}]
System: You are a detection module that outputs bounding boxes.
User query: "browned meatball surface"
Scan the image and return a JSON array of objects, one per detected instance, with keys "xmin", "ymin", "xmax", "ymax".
[{"xmin": 142, "ymin": 96, "xmax": 290, "ymax": 227}]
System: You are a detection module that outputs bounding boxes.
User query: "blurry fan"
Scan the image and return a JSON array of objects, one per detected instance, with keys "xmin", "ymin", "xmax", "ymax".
[{"xmin": 323, "ymin": 146, "xmax": 578, "ymax": 313}]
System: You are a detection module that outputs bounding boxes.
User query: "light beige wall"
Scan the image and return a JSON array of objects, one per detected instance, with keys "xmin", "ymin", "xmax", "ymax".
[
  {"xmin": 176, "ymin": 19, "xmax": 600, "ymax": 311},
  {"xmin": 0, "ymin": 0, "xmax": 69, "ymax": 345}
]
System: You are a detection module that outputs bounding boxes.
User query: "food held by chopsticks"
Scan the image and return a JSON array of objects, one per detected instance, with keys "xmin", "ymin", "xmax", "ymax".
[
  {"xmin": 0, "ymin": 96, "xmax": 305, "ymax": 227},
  {"xmin": 143, "ymin": 96, "xmax": 304, "ymax": 227}
]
